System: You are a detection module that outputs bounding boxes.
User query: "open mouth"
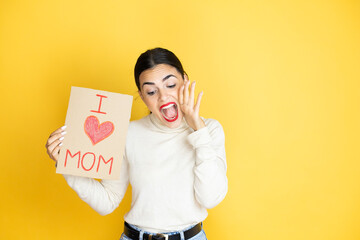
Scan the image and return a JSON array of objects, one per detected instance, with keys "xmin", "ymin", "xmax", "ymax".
[{"xmin": 160, "ymin": 102, "xmax": 178, "ymax": 122}]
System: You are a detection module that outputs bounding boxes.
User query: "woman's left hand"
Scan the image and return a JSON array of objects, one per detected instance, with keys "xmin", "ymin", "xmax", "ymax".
[{"xmin": 179, "ymin": 75, "xmax": 206, "ymax": 131}]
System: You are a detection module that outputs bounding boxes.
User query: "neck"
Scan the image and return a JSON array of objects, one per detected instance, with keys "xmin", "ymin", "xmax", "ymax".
[{"xmin": 149, "ymin": 113, "xmax": 189, "ymax": 133}]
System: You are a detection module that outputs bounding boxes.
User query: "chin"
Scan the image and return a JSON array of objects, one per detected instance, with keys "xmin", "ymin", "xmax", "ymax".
[{"xmin": 164, "ymin": 117, "xmax": 182, "ymax": 128}]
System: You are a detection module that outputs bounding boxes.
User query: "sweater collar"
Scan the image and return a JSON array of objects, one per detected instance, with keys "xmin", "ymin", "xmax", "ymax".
[{"xmin": 148, "ymin": 113, "xmax": 190, "ymax": 133}]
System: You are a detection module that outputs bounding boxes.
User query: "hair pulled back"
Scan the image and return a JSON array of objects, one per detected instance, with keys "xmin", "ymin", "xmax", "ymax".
[{"xmin": 134, "ymin": 48, "xmax": 185, "ymax": 90}]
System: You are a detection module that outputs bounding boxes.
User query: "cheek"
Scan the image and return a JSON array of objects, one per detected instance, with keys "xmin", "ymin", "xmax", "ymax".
[
  {"xmin": 143, "ymin": 97, "xmax": 157, "ymax": 110},
  {"xmin": 172, "ymin": 87, "xmax": 181, "ymax": 98}
]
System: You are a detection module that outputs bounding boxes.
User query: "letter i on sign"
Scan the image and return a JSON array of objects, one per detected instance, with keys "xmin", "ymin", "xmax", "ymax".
[{"xmin": 91, "ymin": 94, "xmax": 107, "ymax": 114}]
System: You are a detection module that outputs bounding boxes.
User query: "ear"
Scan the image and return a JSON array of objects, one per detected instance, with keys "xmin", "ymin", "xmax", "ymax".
[{"xmin": 183, "ymin": 73, "xmax": 189, "ymax": 81}]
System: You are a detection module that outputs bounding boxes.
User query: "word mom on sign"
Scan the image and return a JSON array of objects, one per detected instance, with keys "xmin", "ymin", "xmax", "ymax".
[{"xmin": 56, "ymin": 87, "xmax": 133, "ymax": 180}]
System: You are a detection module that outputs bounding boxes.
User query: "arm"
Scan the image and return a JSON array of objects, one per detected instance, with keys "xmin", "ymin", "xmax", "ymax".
[
  {"xmin": 45, "ymin": 126, "xmax": 129, "ymax": 215},
  {"xmin": 63, "ymin": 155, "xmax": 129, "ymax": 215},
  {"xmin": 178, "ymin": 78, "xmax": 228, "ymax": 208},
  {"xmin": 188, "ymin": 119, "xmax": 228, "ymax": 209}
]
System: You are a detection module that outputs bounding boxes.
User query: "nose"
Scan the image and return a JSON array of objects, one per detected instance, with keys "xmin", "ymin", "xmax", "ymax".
[{"xmin": 158, "ymin": 89, "xmax": 168, "ymax": 101}]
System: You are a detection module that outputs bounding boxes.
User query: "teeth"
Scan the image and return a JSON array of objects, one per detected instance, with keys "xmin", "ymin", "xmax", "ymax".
[
  {"xmin": 165, "ymin": 115, "xmax": 176, "ymax": 120},
  {"xmin": 162, "ymin": 103, "xmax": 175, "ymax": 110}
]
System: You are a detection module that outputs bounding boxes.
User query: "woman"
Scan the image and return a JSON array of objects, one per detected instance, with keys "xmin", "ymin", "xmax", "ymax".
[{"xmin": 45, "ymin": 48, "xmax": 228, "ymax": 240}]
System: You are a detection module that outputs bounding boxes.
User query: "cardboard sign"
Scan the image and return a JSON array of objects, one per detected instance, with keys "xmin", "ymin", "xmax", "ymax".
[{"xmin": 56, "ymin": 86, "xmax": 133, "ymax": 179}]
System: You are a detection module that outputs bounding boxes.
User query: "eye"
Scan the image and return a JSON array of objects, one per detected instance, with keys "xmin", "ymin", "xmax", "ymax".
[
  {"xmin": 168, "ymin": 84, "xmax": 176, "ymax": 88},
  {"xmin": 147, "ymin": 90, "xmax": 156, "ymax": 96}
]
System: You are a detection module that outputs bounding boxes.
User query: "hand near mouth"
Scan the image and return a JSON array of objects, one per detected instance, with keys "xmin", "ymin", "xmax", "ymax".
[{"xmin": 179, "ymin": 76, "xmax": 205, "ymax": 131}]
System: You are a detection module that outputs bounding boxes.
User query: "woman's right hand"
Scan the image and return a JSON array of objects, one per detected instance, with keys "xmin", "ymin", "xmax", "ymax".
[{"xmin": 45, "ymin": 126, "xmax": 67, "ymax": 165}]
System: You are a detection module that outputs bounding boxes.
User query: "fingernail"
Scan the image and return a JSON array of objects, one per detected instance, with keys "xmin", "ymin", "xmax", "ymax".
[
  {"xmin": 59, "ymin": 143, "xmax": 63, "ymax": 147},
  {"xmin": 61, "ymin": 125, "xmax": 67, "ymax": 130},
  {"xmin": 59, "ymin": 136, "xmax": 64, "ymax": 141},
  {"xmin": 61, "ymin": 131, "xmax": 67, "ymax": 135}
]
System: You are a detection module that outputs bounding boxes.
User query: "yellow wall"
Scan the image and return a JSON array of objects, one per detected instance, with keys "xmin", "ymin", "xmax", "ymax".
[{"xmin": 1, "ymin": 0, "xmax": 359, "ymax": 239}]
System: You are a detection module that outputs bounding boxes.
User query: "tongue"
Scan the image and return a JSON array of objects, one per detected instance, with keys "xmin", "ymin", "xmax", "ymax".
[{"xmin": 162, "ymin": 105, "xmax": 176, "ymax": 119}]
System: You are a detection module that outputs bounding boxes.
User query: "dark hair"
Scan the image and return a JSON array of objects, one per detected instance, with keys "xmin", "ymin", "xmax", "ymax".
[{"xmin": 134, "ymin": 48, "xmax": 186, "ymax": 90}]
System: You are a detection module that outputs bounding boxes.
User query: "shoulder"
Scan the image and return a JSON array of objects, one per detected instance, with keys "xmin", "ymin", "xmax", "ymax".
[
  {"xmin": 200, "ymin": 117, "xmax": 225, "ymax": 143},
  {"xmin": 203, "ymin": 118, "xmax": 222, "ymax": 127},
  {"xmin": 128, "ymin": 115, "xmax": 151, "ymax": 131},
  {"xmin": 203, "ymin": 118, "xmax": 224, "ymax": 134},
  {"xmin": 187, "ymin": 117, "xmax": 225, "ymax": 147}
]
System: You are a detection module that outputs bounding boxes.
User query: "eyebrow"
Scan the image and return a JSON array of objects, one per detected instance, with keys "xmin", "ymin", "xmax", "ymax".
[{"xmin": 141, "ymin": 74, "xmax": 177, "ymax": 88}]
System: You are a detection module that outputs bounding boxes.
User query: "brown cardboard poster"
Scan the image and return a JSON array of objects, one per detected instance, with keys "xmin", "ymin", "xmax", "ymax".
[{"xmin": 56, "ymin": 86, "xmax": 133, "ymax": 179}]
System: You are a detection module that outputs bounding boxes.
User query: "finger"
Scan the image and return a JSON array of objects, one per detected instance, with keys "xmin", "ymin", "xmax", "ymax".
[
  {"xmin": 47, "ymin": 137, "xmax": 64, "ymax": 157},
  {"xmin": 46, "ymin": 125, "xmax": 66, "ymax": 147},
  {"xmin": 49, "ymin": 125, "xmax": 67, "ymax": 138},
  {"xmin": 194, "ymin": 91, "xmax": 203, "ymax": 113},
  {"xmin": 46, "ymin": 131, "xmax": 66, "ymax": 148},
  {"xmin": 183, "ymin": 80, "xmax": 190, "ymax": 105},
  {"xmin": 189, "ymin": 81, "xmax": 196, "ymax": 107},
  {"xmin": 51, "ymin": 144, "xmax": 62, "ymax": 162}
]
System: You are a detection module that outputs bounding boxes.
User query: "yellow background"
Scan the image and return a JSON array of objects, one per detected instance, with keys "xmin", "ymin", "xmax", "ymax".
[{"xmin": 1, "ymin": 0, "xmax": 359, "ymax": 239}]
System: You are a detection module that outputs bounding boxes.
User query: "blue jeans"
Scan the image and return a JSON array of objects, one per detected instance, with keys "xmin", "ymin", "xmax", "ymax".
[{"xmin": 120, "ymin": 223, "xmax": 207, "ymax": 240}]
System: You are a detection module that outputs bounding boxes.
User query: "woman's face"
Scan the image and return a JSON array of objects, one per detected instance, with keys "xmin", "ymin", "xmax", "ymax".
[{"xmin": 138, "ymin": 64, "xmax": 184, "ymax": 128}]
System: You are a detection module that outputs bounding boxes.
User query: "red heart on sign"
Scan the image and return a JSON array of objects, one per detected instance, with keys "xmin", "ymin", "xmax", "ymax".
[{"xmin": 84, "ymin": 115, "xmax": 114, "ymax": 145}]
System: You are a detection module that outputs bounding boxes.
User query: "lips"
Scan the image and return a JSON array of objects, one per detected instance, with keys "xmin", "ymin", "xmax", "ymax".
[{"xmin": 160, "ymin": 102, "xmax": 178, "ymax": 122}]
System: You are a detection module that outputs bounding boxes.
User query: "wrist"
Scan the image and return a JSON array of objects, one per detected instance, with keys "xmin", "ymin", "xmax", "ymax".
[{"xmin": 193, "ymin": 118, "xmax": 205, "ymax": 131}]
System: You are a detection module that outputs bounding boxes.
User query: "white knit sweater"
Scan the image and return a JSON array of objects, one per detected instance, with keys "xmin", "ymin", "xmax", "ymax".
[{"xmin": 63, "ymin": 114, "xmax": 227, "ymax": 233}]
